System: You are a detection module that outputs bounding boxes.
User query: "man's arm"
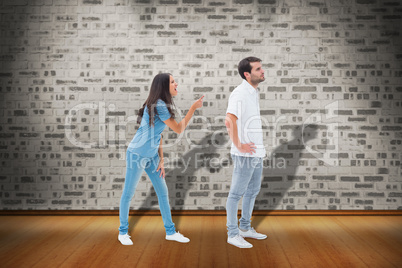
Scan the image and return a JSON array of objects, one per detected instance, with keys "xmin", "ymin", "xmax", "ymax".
[{"xmin": 225, "ymin": 113, "xmax": 256, "ymax": 155}]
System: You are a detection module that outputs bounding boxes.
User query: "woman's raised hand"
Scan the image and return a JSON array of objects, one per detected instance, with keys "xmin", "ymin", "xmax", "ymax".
[
  {"xmin": 192, "ymin": 95, "xmax": 204, "ymax": 110},
  {"xmin": 164, "ymin": 95, "xmax": 204, "ymax": 134}
]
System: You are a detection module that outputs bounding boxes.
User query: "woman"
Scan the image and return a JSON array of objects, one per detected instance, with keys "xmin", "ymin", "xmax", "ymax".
[{"xmin": 118, "ymin": 73, "xmax": 204, "ymax": 245}]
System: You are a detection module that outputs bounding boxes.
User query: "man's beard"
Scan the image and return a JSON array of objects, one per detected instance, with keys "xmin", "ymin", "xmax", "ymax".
[{"xmin": 251, "ymin": 76, "xmax": 265, "ymax": 84}]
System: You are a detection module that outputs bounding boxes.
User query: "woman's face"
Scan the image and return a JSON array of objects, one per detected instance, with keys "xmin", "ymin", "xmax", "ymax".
[{"xmin": 169, "ymin": 75, "xmax": 178, "ymax": 97}]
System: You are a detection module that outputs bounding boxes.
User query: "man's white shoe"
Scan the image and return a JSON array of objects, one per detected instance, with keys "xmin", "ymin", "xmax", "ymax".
[
  {"xmin": 227, "ymin": 234, "xmax": 253, "ymax": 248},
  {"xmin": 165, "ymin": 232, "xmax": 190, "ymax": 243},
  {"xmin": 118, "ymin": 234, "xmax": 133, "ymax": 245},
  {"xmin": 239, "ymin": 227, "xmax": 267, "ymax": 240}
]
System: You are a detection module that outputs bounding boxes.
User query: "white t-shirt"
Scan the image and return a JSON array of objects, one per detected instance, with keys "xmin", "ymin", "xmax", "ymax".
[{"xmin": 226, "ymin": 79, "xmax": 266, "ymax": 158}]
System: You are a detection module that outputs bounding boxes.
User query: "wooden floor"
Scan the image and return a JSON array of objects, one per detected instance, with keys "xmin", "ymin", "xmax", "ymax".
[{"xmin": 0, "ymin": 216, "xmax": 401, "ymax": 268}]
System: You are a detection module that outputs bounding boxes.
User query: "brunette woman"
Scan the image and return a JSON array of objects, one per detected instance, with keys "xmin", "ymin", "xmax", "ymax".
[{"xmin": 118, "ymin": 73, "xmax": 204, "ymax": 245}]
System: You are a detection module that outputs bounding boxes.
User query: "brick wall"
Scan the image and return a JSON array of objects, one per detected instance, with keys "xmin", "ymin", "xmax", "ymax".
[{"xmin": 0, "ymin": 0, "xmax": 401, "ymax": 211}]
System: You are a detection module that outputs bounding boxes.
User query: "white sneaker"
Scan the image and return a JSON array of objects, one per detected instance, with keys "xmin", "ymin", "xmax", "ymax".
[
  {"xmin": 165, "ymin": 231, "xmax": 190, "ymax": 243},
  {"xmin": 118, "ymin": 234, "xmax": 133, "ymax": 245},
  {"xmin": 227, "ymin": 234, "xmax": 253, "ymax": 248},
  {"xmin": 239, "ymin": 227, "xmax": 267, "ymax": 240}
]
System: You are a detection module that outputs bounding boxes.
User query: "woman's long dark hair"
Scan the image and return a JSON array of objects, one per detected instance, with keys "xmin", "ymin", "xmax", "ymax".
[{"xmin": 137, "ymin": 73, "xmax": 175, "ymax": 126}]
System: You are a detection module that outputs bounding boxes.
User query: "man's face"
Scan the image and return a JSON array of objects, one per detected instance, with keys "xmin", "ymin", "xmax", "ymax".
[{"xmin": 248, "ymin": 61, "xmax": 265, "ymax": 84}]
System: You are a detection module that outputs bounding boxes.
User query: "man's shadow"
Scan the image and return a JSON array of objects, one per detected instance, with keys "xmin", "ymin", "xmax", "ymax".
[
  {"xmin": 252, "ymin": 124, "xmax": 319, "ymax": 228},
  {"xmin": 128, "ymin": 132, "xmax": 228, "ymax": 232}
]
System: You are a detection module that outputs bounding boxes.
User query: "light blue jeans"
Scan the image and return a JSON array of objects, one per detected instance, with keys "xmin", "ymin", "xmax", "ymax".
[
  {"xmin": 119, "ymin": 149, "xmax": 175, "ymax": 235},
  {"xmin": 226, "ymin": 154, "xmax": 263, "ymax": 238}
]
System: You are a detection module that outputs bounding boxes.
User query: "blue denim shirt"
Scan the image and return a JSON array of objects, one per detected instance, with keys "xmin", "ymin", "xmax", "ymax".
[{"xmin": 128, "ymin": 99, "xmax": 171, "ymax": 157}]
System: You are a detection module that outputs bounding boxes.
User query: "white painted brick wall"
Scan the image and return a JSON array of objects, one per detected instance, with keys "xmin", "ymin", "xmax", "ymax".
[{"xmin": 0, "ymin": 0, "xmax": 401, "ymax": 211}]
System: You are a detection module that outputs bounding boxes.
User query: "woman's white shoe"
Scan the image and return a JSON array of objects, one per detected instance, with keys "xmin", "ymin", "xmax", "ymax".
[
  {"xmin": 165, "ymin": 231, "xmax": 190, "ymax": 243},
  {"xmin": 118, "ymin": 234, "xmax": 133, "ymax": 245}
]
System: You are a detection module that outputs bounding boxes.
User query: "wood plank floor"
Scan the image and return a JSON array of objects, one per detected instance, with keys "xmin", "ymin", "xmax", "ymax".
[{"xmin": 0, "ymin": 216, "xmax": 401, "ymax": 268}]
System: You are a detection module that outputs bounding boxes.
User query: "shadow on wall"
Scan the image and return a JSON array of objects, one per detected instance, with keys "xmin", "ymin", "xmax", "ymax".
[
  {"xmin": 129, "ymin": 131, "xmax": 228, "ymax": 232},
  {"xmin": 128, "ymin": 124, "xmax": 319, "ymax": 232},
  {"xmin": 252, "ymin": 124, "xmax": 319, "ymax": 228}
]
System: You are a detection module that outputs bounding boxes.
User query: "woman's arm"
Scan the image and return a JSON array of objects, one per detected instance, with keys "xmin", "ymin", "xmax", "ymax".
[
  {"xmin": 156, "ymin": 135, "xmax": 165, "ymax": 178},
  {"xmin": 158, "ymin": 136, "xmax": 163, "ymax": 160},
  {"xmin": 163, "ymin": 96, "xmax": 204, "ymax": 134}
]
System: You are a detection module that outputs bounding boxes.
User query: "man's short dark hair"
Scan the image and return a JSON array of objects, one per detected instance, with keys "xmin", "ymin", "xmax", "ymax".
[{"xmin": 238, "ymin": 56, "xmax": 262, "ymax": 80}]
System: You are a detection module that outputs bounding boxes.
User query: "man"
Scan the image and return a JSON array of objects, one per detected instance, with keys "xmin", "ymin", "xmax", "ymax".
[{"xmin": 225, "ymin": 56, "xmax": 267, "ymax": 248}]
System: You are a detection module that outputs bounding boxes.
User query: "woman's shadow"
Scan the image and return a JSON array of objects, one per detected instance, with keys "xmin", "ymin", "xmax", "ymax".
[
  {"xmin": 252, "ymin": 124, "xmax": 319, "ymax": 228},
  {"xmin": 128, "ymin": 132, "xmax": 228, "ymax": 232}
]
